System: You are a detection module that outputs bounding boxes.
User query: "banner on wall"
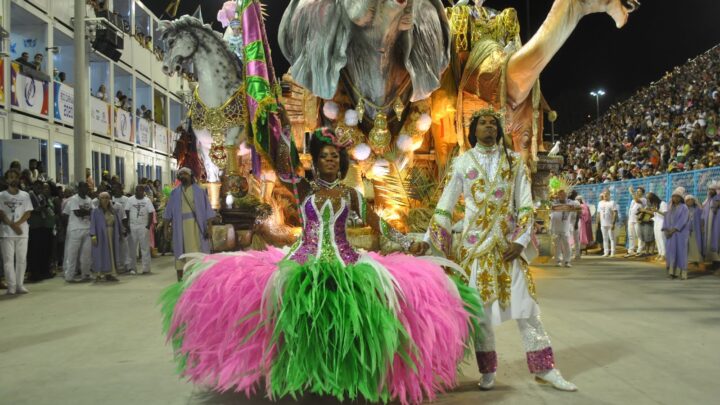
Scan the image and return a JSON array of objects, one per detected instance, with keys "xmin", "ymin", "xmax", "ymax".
[
  {"xmin": 0, "ymin": 60, "xmax": 5, "ymax": 106},
  {"xmin": 169, "ymin": 131, "xmax": 178, "ymax": 155},
  {"xmin": 90, "ymin": 97, "xmax": 111, "ymax": 136},
  {"xmin": 114, "ymin": 108, "xmax": 134, "ymax": 143},
  {"xmin": 154, "ymin": 124, "xmax": 168, "ymax": 153},
  {"xmin": 53, "ymin": 82, "xmax": 74, "ymax": 125},
  {"xmin": 136, "ymin": 118, "xmax": 152, "ymax": 147},
  {"xmin": 10, "ymin": 63, "xmax": 49, "ymax": 117}
]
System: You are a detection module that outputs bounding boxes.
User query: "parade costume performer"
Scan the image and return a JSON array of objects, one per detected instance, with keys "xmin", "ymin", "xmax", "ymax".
[
  {"xmin": 160, "ymin": 128, "xmax": 483, "ymax": 405},
  {"xmin": 663, "ymin": 187, "xmax": 690, "ymax": 280},
  {"xmin": 427, "ymin": 108, "xmax": 577, "ymax": 392}
]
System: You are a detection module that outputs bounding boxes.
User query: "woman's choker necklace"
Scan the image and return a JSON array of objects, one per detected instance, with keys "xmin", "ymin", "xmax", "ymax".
[
  {"xmin": 475, "ymin": 143, "xmax": 498, "ymax": 154},
  {"xmin": 315, "ymin": 177, "xmax": 341, "ymax": 189}
]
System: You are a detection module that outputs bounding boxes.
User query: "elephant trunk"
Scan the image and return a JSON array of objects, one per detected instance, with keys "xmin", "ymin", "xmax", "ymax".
[{"xmin": 506, "ymin": 0, "xmax": 631, "ymax": 107}]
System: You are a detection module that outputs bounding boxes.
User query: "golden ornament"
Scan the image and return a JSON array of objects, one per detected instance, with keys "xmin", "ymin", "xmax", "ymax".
[
  {"xmin": 393, "ymin": 97, "xmax": 405, "ymax": 118},
  {"xmin": 356, "ymin": 98, "xmax": 365, "ymax": 122},
  {"xmin": 334, "ymin": 122, "xmax": 354, "ymax": 146},
  {"xmin": 368, "ymin": 113, "xmax": 391, "ymax": 154}
]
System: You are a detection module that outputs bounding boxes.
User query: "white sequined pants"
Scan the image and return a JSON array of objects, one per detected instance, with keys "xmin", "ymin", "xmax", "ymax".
[{"xmin": 474, "ymin": 314, "xmax": 555, "ymax": 374}]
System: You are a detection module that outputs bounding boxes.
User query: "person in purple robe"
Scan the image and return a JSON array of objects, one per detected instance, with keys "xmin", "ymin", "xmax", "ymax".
[
  {"xmin": 663, "ymin": 187, "xmax": 690, "ymax": 280},
  {"xmin": 90, "ymin": 192, "xmax": 123, "ymax": 282},
  {"xmin": 684, "ymin": 195, "xmax": 703, "ymax": 266},
  {"xmin": 164, "ymin": 167, "xmax": 216, "ymax": 281},
  {"xmin": 701, "ymin": 181, "xmax": 720, "ymax": 272}
]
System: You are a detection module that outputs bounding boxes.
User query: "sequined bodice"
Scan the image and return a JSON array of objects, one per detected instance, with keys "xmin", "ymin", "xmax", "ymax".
[{"xmin": 287, "ymin": 195, "xmax": 359, "ymax": 265}]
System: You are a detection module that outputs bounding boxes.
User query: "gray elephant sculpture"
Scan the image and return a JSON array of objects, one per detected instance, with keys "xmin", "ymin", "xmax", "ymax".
[{"xmin": 279, "ymin": 0, "xmax": 450, "ymax": 119}]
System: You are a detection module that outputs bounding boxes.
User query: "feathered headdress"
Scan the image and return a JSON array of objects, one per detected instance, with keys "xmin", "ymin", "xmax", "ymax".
[{"xmin": 548, "ymin": 175, "xmax": 574, "ymax": 198}]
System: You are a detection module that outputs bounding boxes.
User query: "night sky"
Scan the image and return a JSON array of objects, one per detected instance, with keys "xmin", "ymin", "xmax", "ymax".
[{"xmin": 146, "ymin": 0, "xmax": 720, "ymax": 136}]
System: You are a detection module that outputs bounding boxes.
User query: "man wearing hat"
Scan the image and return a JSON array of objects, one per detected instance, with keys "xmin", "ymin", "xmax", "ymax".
[
  {"xmin": 663, "ymin": 187, "xmax": 690, "ymax": 280},
  {"xmin": 164, "ymin": 168, "xmax": 216, "ymax": 281},
  {"xmin": 702, "ymin": 181, "xmax": 720, "ymax": 271}
]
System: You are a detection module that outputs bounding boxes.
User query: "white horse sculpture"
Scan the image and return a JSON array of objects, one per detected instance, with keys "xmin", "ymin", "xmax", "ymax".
[{"xmin": 158, "ymin": 16, "xmax": 246, "ymax": 173}]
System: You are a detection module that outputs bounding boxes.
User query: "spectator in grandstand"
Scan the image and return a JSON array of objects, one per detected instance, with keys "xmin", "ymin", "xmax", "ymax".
[
  {"xmin": 14, "ymin": 52, "xmax": 31, "ymax": 67},
  {"xmin": 33, "ymin": 53, "xmax": 44, "ymax": 71},
  {"xmin": 96, "ymin": 84, "xmax": 107, "ymax": 101},
  {"xmin": 560, "ymin": 46, "xmax": 720, "ymax": 184}
]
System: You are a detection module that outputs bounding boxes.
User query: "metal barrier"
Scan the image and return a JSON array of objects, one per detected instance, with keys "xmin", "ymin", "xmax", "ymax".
[{"xmin": 573, "ymin": 167, "xmax": 720, "ymax": 225}]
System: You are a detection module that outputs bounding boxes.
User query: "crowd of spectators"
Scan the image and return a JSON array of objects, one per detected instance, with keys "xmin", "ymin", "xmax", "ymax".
[
  {"xmin": 560, "ymin": 45, "xmax": 720, "ymax": 184},
  {"xmin": 1, "ymin": 160, "xmax": 170, "ymax": 294}
]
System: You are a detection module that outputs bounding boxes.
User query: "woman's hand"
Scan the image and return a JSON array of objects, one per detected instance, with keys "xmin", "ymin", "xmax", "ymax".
[{"xmin": 408, "ymin": 241, "xmax": 429, "ymax": 256}]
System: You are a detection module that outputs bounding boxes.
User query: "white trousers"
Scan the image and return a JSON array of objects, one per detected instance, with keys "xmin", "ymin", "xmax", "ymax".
[
  {"xmin": 553, "ymin": 232, "xmax": 572, "ymax": 263},
  {"xmin": 601, "ymin": 226, "xmax": 616, "ymax": 255},
  {"xmin": 128, "ymin": 226, "xmax": 151, "ymax": 273},
  {"xmin": 653, "ymin": 221, "xmax": 666, "ymax": 256},
  {"xmin": 1, "ymin": 237, "xmax": 29, "ymax": 291},
  {"xmin": 64, "ymin": 229, "xmax": 92, "ymax": 281},
  {"xmin": 627, "ymin": 222, "xmax": 644, "ymax": 254},
  {"xmin": 117, "ymin": 235, "xmax": 131, "ymax": 271}
]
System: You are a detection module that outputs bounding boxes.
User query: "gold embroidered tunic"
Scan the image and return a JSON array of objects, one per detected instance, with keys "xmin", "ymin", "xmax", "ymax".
[{"xmin": 427, "ymin": 144, "xmax": 537, "ymax": 325}]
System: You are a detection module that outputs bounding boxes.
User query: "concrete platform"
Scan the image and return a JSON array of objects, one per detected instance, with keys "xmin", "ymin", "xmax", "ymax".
[{"xmin": 1, "ymin": 256, "xmax": 719, "ymax": 405}]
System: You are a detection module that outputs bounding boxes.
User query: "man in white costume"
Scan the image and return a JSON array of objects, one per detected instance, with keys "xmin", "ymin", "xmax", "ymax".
[
  {"xmin": 597, "ymin": 191, "xmax": 619, "ymax": 257},
  {"xmin": 625, "ymin": 186, "xmax": 647, "ymax": 257},
  {"xmin": 124, "ymin": 185, "xmax": 155, "ymax": 275},
  {"xmin": 426, "ymin": 108, "xmax": 576, "ymax": 392},
  {"xmin": 63, "ymin": 182, "xmax": 94, "ymax": 282},
  {"xmin": 550, "ymin": 188, "xmax": 576, "ymax": 267}
]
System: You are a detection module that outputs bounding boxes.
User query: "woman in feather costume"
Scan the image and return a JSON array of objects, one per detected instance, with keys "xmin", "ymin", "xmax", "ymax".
[{"xmin": 160, "ymin": 128, "xmax": 482, "ymax": 405}]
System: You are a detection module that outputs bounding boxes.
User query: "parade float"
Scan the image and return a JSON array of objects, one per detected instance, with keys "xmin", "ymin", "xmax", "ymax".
[{"xmin": 159, "ymin": 0, "xmax": 639, "ymax": 251}]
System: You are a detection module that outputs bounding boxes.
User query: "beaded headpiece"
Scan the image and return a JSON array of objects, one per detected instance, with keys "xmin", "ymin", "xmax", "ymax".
[
  {"xmin": 313, "ymin": 127, "xmax": 352, "ymax": 149},
  {"xmin": 471, "ymin": 106, "xmax": 503, "ymax": 121}
]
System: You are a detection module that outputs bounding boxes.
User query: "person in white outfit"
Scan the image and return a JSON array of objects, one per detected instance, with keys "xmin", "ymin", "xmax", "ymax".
[
  {"xmin": 596, "ymin": 191, "xmax": 619, "ymax": 257},
  {"xmin": 644, "ymin": 193, "xmax": 667, "ymax": 261},
  {"xmin": 63, "ymin": 182, "xmax": 94, "ymax": 282},
  {"xmin": 625, "ymin": 186, "xmax": 647, "ymax": 257},
  {"xmin": 426, "ymin": 109, "xmax": 576, "ymax": 392},
  {"xmin": 124, "ymin": 185, "xmax": 155, "ymax": 275},
  {"xmin": 550, "ymin": 189, "xmax": 576, "ymax": 267},
  {"xmin": 111, "ymin": 183, "xmax": 131, "ymax": 272},
  {"xmin": 0, "ymin": 170, "xmax": 34, "ymax": 295}
]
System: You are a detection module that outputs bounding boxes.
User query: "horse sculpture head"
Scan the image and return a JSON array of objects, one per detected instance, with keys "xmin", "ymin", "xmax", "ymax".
[{"xmin": 157, "ymin": 16, "xmax": 225, "ymax": 76}]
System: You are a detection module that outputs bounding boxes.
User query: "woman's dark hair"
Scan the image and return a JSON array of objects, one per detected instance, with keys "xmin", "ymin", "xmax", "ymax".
[
  {"xmin": 646, "ymin": 192, "xmax": 661, "ymax": 207},
  {"xmin": 309, "ymin": 128, "xmax": 349, "ymax": 180},
  {"xmin": 468, "ymin": 113, "xmax": 513, "ymax": 165}
]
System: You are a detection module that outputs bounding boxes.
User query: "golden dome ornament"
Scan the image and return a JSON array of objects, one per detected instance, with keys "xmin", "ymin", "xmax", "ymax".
[
  {"xmin": 368, "ymin": 113, "xmax": 391, "ymax": 154},
  {"xmin": 393, "ymin": 97, "xmax": 405, "ymax": 119}
]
